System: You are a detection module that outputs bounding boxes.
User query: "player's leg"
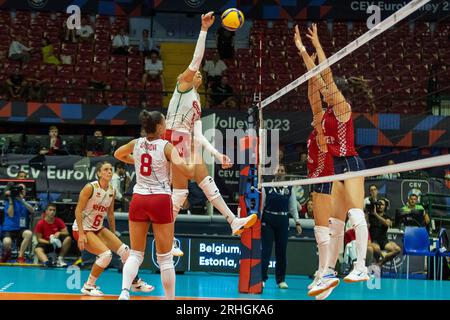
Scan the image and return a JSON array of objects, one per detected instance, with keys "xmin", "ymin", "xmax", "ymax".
[
  {"xmin": 153, "ymin": 222, "xmax": 176, "ymax": 300},
  {"xmin": 81, "ymin": 232, "xmax": 113, "ymax": 296},
  {"xmin": 309, "ymin": 189, "xmax": 332, "ymax": 289},
  {"xmin": 119, "ymin": 220, "xmax": 151, "ymax": 300},
  {"xmin": 343, "ymin": 176, "xmax": 370, "ymax": 282},
  {"xmin": 194, "ymin": 158, "xmax": 257, "ymax": 235},
  {"xmin": 309, "ymin": 182, "xmax": 344, "ymax": 297},
  {"xmin": 171, "ymin": 165, "xmax": 189, "ymax": 257},
  {"xmin": 380, "ymin": 241, "xmax": 401, "ymax": 265}
]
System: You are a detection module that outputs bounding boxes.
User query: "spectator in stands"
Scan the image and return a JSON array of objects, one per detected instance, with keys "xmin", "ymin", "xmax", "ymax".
[
  {"xmin": 5, "ymin": 67, "xmax": 27, "ymax": 100},
  {"xmin": 8, "ymin": 35, "xmax": 32, "ymax": 63},
  {"xmin": 368, "ymin": 198, "xmax": 401, "ymax": 266},
  {"xmin": 301, "ymin": 199, "xmax": 314, "ymax": 219},
  {"xmin": 139, "ymin": 29, "xmax": 155, "ymax": 56},
  {"xmin": 203, "ymin": 51, "xmax": 227, "ymax": 85},
  {"xmin": 207, "ymin": 75, "xmax": 236, "ymax": 109},
  {"xmin": 34, "ymin": 203, "xmax": 71, "ymax": 267},
  {"xmin": 142, "ymin": 50, "xmax": 164, "ymax": 87},
  {"xmin": 41, "ymin": 37, "xmax": 61, "ymax": 65},
  {"xmin": 112, "ymin": 28, "xmax": 130, "ymax": 55},
  {"xmin": 40, "ymin": 125, "xmax": 62, "ymax": 156},
  {"xmin": 261, "ymin": 164, "xmax": 302, "ymax": 289},
  {"xmin": 76, "ymin": 17, "xmax": 94, "ymax": 42},
  {"xmin": 86, "ymin": 130, "xmax": 106, "ymax": 157},
  {"xmin": 399, "ymin": 194, "xmax": 431, "ymax": 227},
  {"xmin": 111, "ymin": 162, "xmax": 131, "ymax": 212},
  {"xmin": 364, "ymin": 184, "xmax": 380, "ymax": 214},
  {"xmin": 286, "ymin": 151, "xmax": 307, "ymax": 176},
  {"xmin": 16, "ymin": 171, "xmax": 28, "ymax": 179},
  {"xmin": 378, "ymin": 159, "xmax": 400, "ymax": 179},
  {"xmin": 1, "ymin": 183, "xmax": 35, "ymax": 263},
  {"xmin": 26, "ymin": 69, "xmax": 50, "ymax": 101},
  {"xmin": 216, "ymin": 25, "xmax": 235, "ymax": 59}
]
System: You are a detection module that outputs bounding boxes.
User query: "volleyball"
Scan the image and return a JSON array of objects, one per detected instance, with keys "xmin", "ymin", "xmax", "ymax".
[{"xmin": 221, "ymin": 8, "xmax": 245, "ymax": 31}]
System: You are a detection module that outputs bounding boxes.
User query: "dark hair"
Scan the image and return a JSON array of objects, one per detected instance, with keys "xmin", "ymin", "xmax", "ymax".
[
  {"xmin": 46, "ymin": 203, "xmax": 57, "ymax": 210},
  {"xmin": 368, "ymin": 184, "xmax": 378, "ymax": 191},
  {"xmin": 139, "ymin": 110, "xmax": 164, "ymax": 134},
  {"xmin": 17, "ymin": 170, "xmax": 27, "ymax": 178},
  {"xmin": 43, "ymin": 37, "xmax": 50, "ymax": 46},
  {"xmin": 95, "ymin": 161, "xmax": 111, "ymax": 178},
  {"xmin": 114, "ymin": 162, "xmax": 125, "ymax": 171},
  {"xmin": 409, "ymin": 193, "xmax": 418, "ymax": 199},
  {"xmin": 150, "ymin": 49, "xmax": 159, "ymax": 57}
]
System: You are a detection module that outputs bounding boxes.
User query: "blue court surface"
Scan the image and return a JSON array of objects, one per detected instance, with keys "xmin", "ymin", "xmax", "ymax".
[{"xmin": 1, "ymin": 266, "xmax": 450, "ymax": 300}]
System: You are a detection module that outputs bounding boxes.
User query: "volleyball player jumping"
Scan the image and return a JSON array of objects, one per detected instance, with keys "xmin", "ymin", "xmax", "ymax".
[
  {"xmin": 164, "ymin": 12, "xmax": 257, "ymax": 257},
  {"xmin": 295, "ymin": 24, "xmax": 369, "ymax": 294}
]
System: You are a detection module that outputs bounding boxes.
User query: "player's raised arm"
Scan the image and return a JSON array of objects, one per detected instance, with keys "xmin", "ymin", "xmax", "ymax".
[
  {"xmin": 306, "ymin": 24, "xmax": 334, "ymax": 89},
  {"xmin": 178, "ymin": 12, "xmax": 215, "ymax": 92},
  {"xmin": 114, "ymin": 140, "xmax": 137, "ymax": 164}
]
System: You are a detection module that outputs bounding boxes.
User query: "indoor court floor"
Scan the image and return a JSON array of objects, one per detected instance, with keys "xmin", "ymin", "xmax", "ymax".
[{"xmin": 1, "ymin": 266, "xmax": 450, "ymax": 300}]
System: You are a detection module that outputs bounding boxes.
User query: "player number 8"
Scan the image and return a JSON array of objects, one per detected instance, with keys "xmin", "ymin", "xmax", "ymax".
[{"xmin": 140, "ymin": 154, "xmax": 153, "ymax": 176}]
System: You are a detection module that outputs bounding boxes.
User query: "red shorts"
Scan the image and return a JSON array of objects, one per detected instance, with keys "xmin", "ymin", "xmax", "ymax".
[
  {"xmin": 162, "ymin": 129, "xmax": 191, "ymax": 159},
  {"xmin": 72, "ymin": 228, "xmax": 104, "ymax": 241},
  {"xmin": 129, "ymin": 194, "xmax": 173, "ymax": 224}
]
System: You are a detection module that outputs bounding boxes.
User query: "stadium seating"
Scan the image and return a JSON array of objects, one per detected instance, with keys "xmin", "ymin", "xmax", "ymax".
[{"xmin": 0, "ymin": 10, "xmax": 448, "ymax": 113}]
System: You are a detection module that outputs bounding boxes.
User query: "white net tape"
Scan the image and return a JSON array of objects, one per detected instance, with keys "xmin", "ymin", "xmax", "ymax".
[
  {"xmin": 259, "ymin": 0, "xmax": 432, "ymax": 110},
  {"xmin": 261, "ymin": 154, "xmax": 450, "ymax": 187}
]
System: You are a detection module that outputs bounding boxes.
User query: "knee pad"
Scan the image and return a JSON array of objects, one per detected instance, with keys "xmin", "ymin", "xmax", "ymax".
[
  {"xmin": 314, "ymin": 226, "xmax": 330, "ymax": 246},
  {"xmin": 157, "ymin": 251, "xmax": 174, "ymax": 272},
  {"xmin": 95, "ymin": 250, "xmax": 113, "ymax": 269},
  {"xmin": 347, "ymin": 209, "xmax": 367, "ymax": 228},
  {"xmin": 130, "ymin": 250, "xmax": 144, "ymax": 266},
  {"xmin": 172, "ymin": 189, "xmax": 189, "ymax": 218},
  {"xmin": 116, "ymin": 244, "xmax": 130, "ymax": 263},
  {"xmin": 198, "ymin": 176, "xmax": 220, "ymax": 202},
  {"xmin": 329, "ymin": 217, "xmax": 345, "ymax": 238}
]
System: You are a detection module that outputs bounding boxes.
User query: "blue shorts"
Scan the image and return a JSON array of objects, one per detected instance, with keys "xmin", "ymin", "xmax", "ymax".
[
  {"xmin": 333, "ymin": 155, "xmax": 366, "ymax": 174},
  {"xmin": 312, "ymin": 183, "xmax": 332, "ymax": 195}
]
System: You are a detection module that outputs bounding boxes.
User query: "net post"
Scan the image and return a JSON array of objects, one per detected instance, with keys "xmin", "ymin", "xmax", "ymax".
[{"xmin": 238, "ymin": 105, "xmax": 262, "ymax": 294}]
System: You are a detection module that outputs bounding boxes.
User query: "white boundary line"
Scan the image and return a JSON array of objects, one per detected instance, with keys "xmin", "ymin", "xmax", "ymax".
[
  {"xmin": 260, "ymin": 0, "xmax": 431, "ymax": 109},
  {"xmin": 261, "ymin": 155, "xmax": 450, "ymax": 188}
]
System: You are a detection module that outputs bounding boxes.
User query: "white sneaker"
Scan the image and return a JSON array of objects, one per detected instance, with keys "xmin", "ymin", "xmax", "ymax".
[
  {"xmin": 344, "ymin": 265, "xmax": 370, "ymax": 283},
  {"xmin": 171, "ymin": 240, "xmax": 184, "ymax": 257},
  {"xmin": 315, "ymin": 286, "xmax": 335, "ymax": 300},
  {"xmin": 56, "ymin": 256, "xmax": 67, "ymax": 268},
  {"xmin": 81, "ymin": 283, "xmax": 104, "ymax": 297},
  {"xmin": 131, "ymin": 278, "xmax": 155, "ymax": 292},
  {"xmin": 308, "ymin": 269, "xmax": 340, "ymax": 297},
  {"xmin": 231, "ymin": 214, "xmax": 258, "ymax": 235},
  {"xmin": 308, "ymin": 270, "xmax": 321, "ymax": 290},
  {"xmin": 118, "ymin": 290, "xmax": 130, "ymax": 300}
]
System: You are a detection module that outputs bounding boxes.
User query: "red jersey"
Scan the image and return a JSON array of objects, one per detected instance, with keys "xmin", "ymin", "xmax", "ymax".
[
  {"xmin": 322, "ymin": 105, "xmax": 358, "ymax": 157},
  {"xmin": 35, "ymin": 217, "xmax": 66, "ymax": 241},
  {"xmin": 307, "ymin": 130, "xmax": 334, "ymax": 178}
]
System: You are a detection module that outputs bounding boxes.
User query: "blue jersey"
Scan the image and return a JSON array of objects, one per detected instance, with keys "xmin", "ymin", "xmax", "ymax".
[
  {"xmin": 3, "ymin": 200, "xmax": 29, "ymax": 231},
  {"xmin": 263, "ymin": 186, "xmax": 293, "ymax": 213}
]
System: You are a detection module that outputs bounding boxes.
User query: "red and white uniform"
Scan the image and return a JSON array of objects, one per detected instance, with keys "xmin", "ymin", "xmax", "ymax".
[
  {"xmin": 322, "ymin": 105, "xmax": 358, "ymax": 157},
  {"xmin": 307, "ymin": 130, "xmax": 334, "ymax": 178},
  {"xmin": 129, "ymin": 137, "xmax": 173, "ymax": 224},
  {"xmin": 72, "ymin": 181, "xmax": 114, "ymax": 232},
  {"xmin": 164, "ymin": 85, "xmax": 202, "ymax": 157}
]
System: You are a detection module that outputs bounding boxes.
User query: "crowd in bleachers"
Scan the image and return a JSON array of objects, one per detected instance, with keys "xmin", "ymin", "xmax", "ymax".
[{"xmin": 0, "ymin": 10, "xmax": 449, "ymax": 113}]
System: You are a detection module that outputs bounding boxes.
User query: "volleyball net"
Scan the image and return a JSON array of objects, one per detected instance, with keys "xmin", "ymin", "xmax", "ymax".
[{"xmin": 256, "ymin": 0, "xmax": 450, "ymax": 194}]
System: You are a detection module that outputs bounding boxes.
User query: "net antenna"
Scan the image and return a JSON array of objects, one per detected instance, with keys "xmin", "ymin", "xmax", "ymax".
[
  {"xmin": 259, "ymin": 0, "xmax": 432, "ymax": 110},
  {"xmin": 257, "ymin": 32, "xmax": 264, "ymax": 189}
]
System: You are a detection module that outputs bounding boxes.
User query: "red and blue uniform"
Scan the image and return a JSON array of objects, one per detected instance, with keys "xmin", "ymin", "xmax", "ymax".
[{"xmin": 307, "ymin": 129, "xmax": 334, "ymax": 195}]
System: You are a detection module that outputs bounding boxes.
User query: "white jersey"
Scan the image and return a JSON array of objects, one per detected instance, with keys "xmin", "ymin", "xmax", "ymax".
[
  {"xmin": 72, "ymin": 181, "xmax": 114, "ymax": 232},
  {"xmin": 133, "ymin": 137, "xmax": 171, "ymax": 195},
  {"xmin": 166, "ymin": 84, "xmax": 202, "ymax": 133}
]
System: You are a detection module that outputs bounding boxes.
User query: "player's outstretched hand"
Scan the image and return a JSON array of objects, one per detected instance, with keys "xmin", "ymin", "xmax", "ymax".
[
  {"xmin": 201, "ymin": 11, "xmax": 215, "ymax": 31},
  {"xmin": 218, "ymin": 153, "xmax": 233, "ymax": 169},
  {"xmin": 316, "ymin": 132, "xmax": 328, "ymax": 153},
  {"xmin": 306, "ymin": 23, "xmax": 321, "ymax": 48},
  {"xmin": 294, "ymin": 25, "xmax": 304, "ymax": 52}
]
